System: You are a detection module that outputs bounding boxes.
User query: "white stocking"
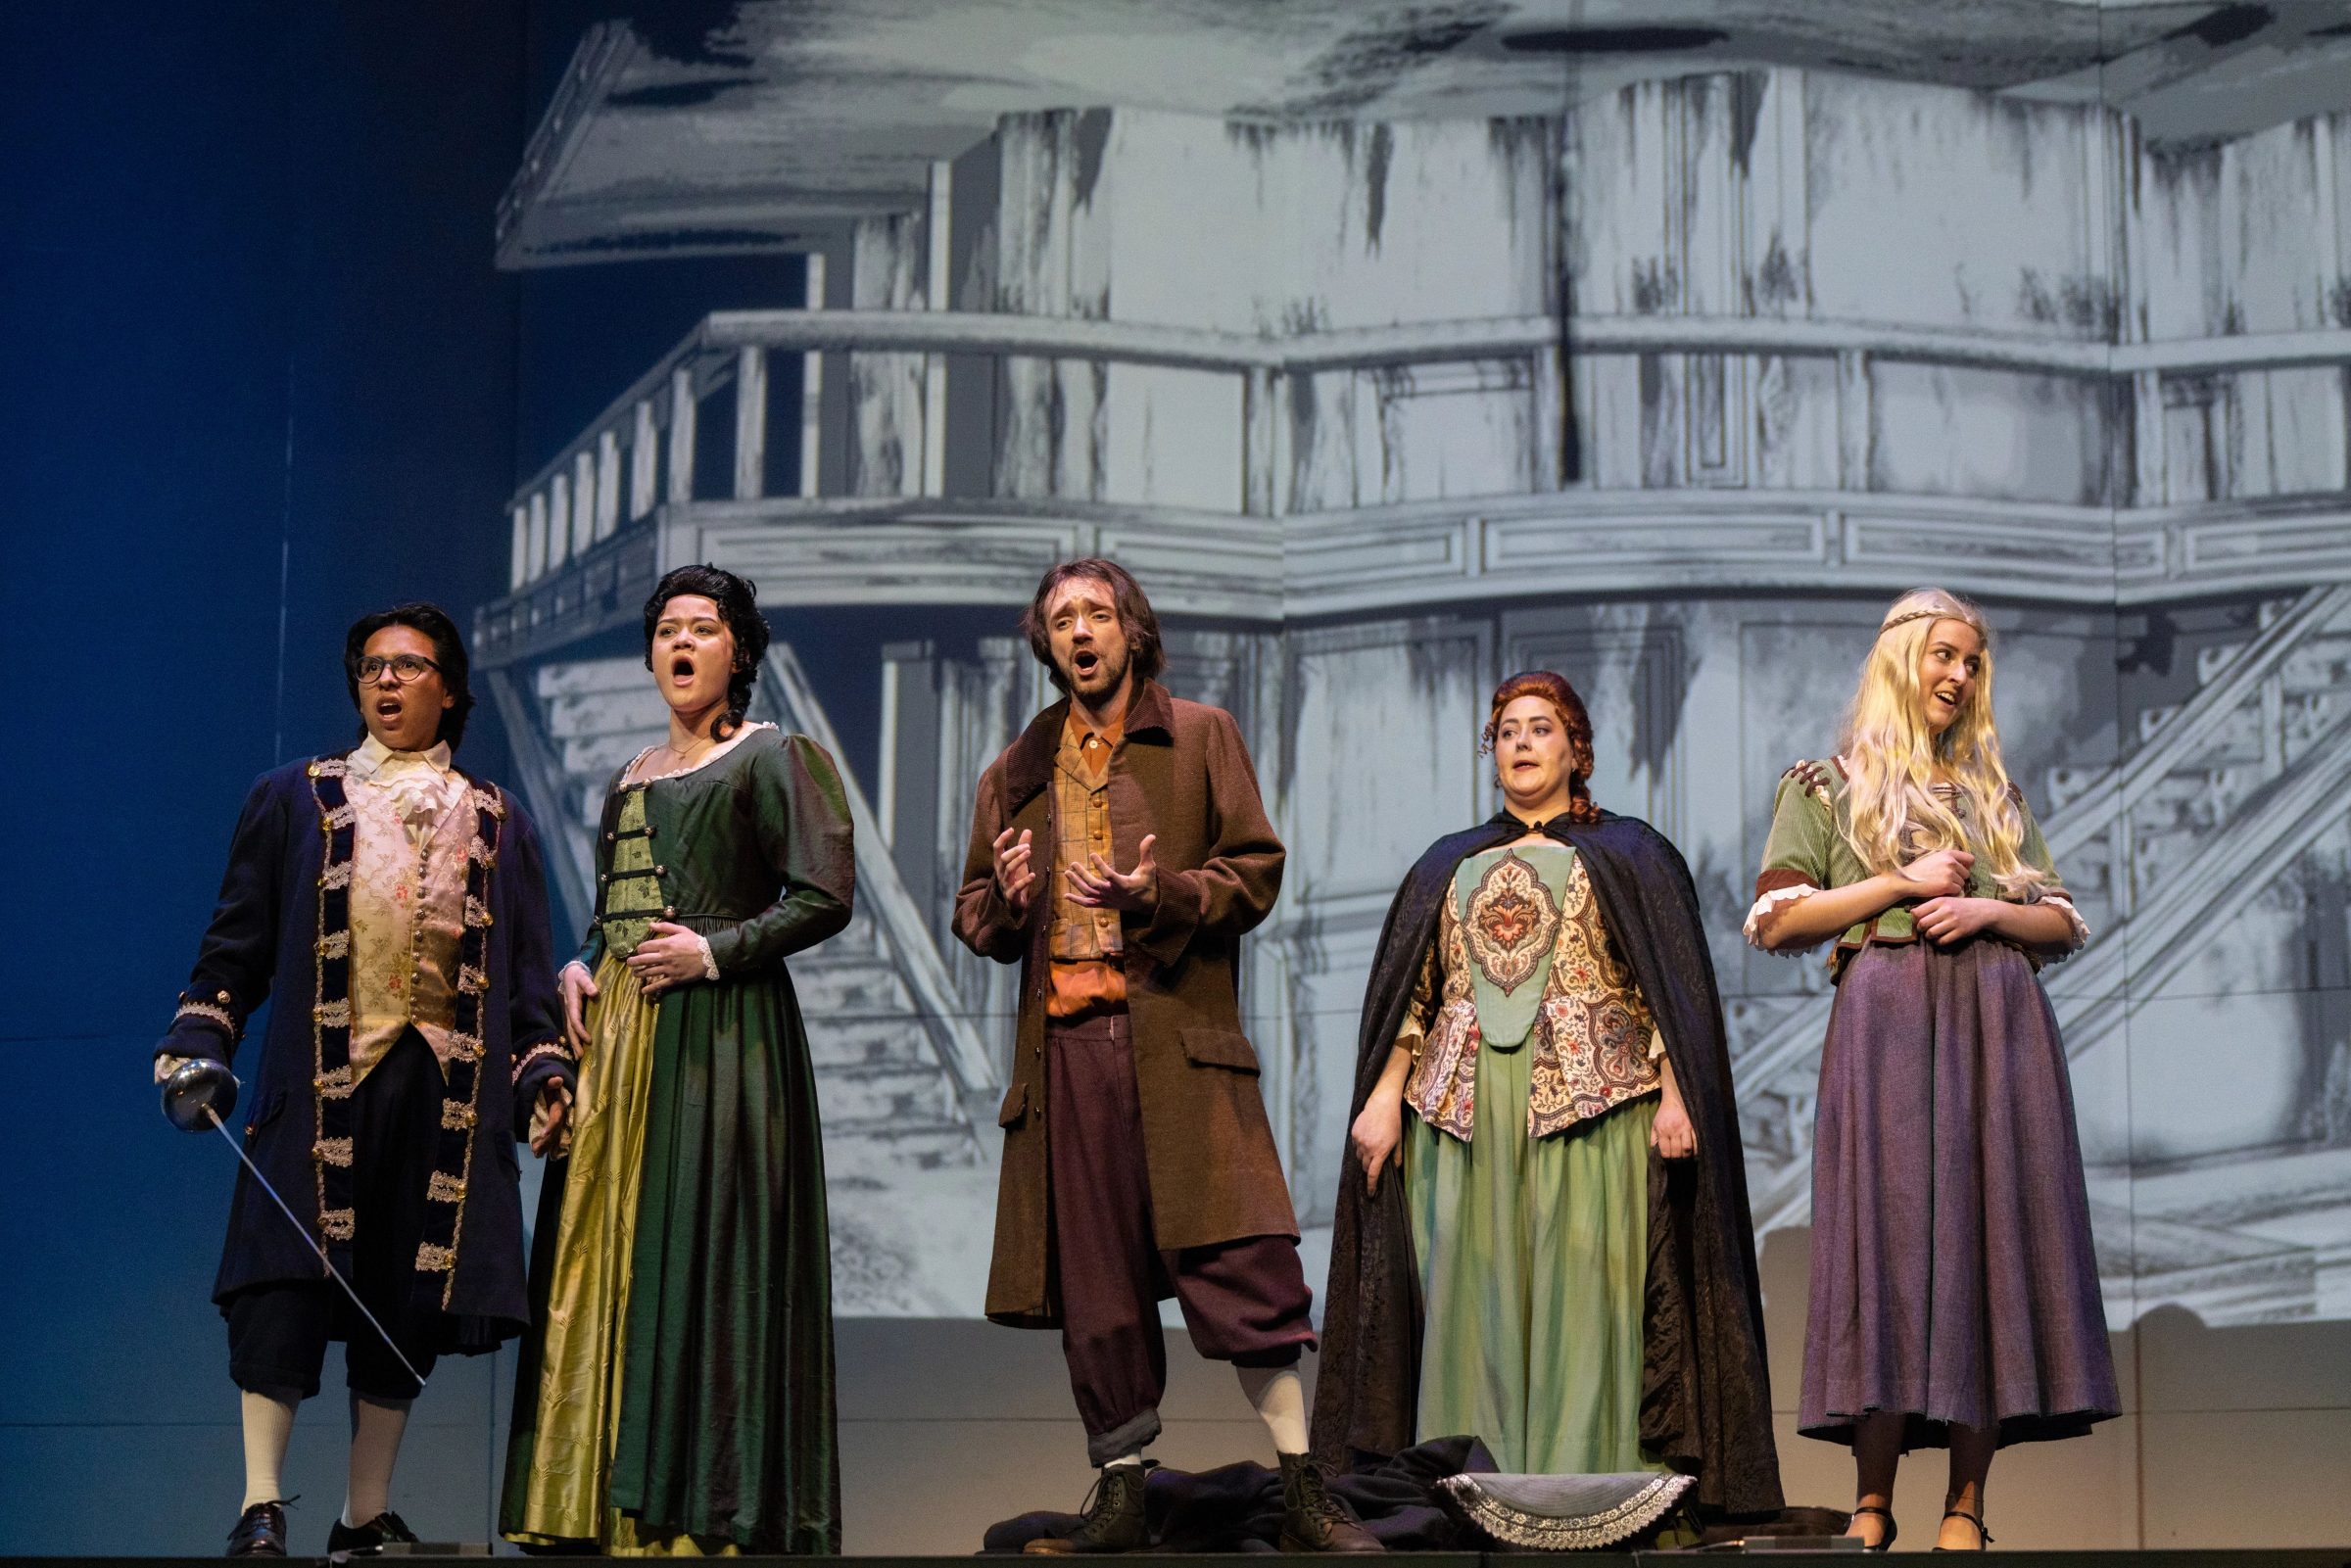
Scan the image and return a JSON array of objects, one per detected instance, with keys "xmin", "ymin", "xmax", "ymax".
[
  {"xmin": 239, "ymin": 1386, "xmax": 300, "ymax": 1510},
  {"xmin": 1236, "ymin": 1364, "xmax": 1309, "ymax": 1456},
  {"xmin": 344, "ymin": 1392, "xmax": 411, "ymax": 1526}
]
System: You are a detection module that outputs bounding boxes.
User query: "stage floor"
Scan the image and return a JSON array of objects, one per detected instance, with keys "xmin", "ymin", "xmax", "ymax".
[{"xmin": 17, "ymin": 1552, "xmax": 2350, "ymax": 1566}]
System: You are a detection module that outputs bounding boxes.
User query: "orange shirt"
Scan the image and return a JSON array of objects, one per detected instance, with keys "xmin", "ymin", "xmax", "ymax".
[{"xmin": 1046, "ymin": 711, "xmax": 1128, "ymax": 1019}]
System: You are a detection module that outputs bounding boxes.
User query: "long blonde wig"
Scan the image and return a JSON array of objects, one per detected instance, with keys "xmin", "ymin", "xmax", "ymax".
[{"xmin": 1836, "ymin": 588, "xmax": 2044, "ymax": 897}]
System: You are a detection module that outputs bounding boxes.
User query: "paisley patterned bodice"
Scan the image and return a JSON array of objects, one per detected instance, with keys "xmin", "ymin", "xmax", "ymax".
[{"xmin": 1403, "ymin": 844, "xmax": 1663, "ymax": 1142}]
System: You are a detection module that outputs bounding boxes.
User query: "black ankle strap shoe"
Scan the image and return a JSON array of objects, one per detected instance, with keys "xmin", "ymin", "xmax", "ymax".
[
  {"xmin": 1849, "ymin": 1503, "xmax": 1897, "ymax": 1551},
  {"xmin": 1934, "ymin": 1506, "xmax": 1993, "ymax": 1551}
]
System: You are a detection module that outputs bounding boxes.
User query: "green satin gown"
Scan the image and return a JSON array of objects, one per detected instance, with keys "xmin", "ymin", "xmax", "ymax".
[{"xmin": 502, "ymin": 727, "xmax": 854, "ymax": 1554}]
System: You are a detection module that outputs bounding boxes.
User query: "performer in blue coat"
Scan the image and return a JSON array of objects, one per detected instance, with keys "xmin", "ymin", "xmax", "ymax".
[{"xmin": 154, "ymin": 603, "xmax": 571, "ymax": 1558}]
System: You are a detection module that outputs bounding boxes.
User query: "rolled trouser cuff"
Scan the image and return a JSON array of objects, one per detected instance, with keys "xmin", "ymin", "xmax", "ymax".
[{"xmin": 1084, "ymin": 1405, "xmax": 1162, "ymax": 1468}]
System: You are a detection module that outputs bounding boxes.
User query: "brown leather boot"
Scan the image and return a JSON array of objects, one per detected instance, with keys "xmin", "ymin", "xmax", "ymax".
[
  {"xmin": 1024, "ymin": 1460, "xmax": 1152, "ymax": 1554},
  {"xmin": 1276, "ymin": 1452, "xmax": 1383, "ymax": 1552}
]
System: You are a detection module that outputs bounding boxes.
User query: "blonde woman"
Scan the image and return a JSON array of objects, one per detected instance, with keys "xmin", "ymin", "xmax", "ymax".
[{"xmin": 1747, "ymin": 590, "xmax": 2117, "ymax": 1551}]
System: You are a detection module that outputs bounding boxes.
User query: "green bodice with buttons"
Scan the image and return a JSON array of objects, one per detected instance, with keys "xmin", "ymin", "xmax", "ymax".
[
  {"xmin": 572, "ymin": 726, "xmax": 858, "ymax": 979},
  {"xmin": 599, "ymin": 786, "xmax": 662, "ymax": 959},
  {"xmin": 521, "ymin": 722, "xmax": 856, "ymax": 1553}
]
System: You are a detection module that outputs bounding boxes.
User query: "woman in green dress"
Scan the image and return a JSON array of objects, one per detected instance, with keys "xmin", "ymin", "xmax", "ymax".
[
  {"xmin": 1316, "ymin": 672, "xmax": 1779, "ymax": 1517},
  {"xmin": 502, "ymin": 564, "xmax": 855, "ymax": 1554}
]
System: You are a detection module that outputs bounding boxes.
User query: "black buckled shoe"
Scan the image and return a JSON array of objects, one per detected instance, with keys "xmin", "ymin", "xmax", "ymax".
[
  {"xmin": 227, "ymin": 1501, "xmax": 290, "ymax": 1558},
  {"xmin": 1023, "ymin": 1461, "xmax": 1153, "ymax": 1554},
  {"xmin": 1276, "ymin": 1452, "xmax": 1383, "ymax": 1553},
  {"xmin": 327, "ymin": 1510, "xmax": 420, "ymax": 1555}
]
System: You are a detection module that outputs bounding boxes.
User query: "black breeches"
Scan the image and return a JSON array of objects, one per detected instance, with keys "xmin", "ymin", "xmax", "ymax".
[{"xmin": 224, "ymin": 1028, "xmax": 446, "ymax": 1402}]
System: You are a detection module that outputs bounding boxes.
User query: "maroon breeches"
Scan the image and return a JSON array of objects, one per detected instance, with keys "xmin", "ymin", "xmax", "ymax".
[{"xmin": 1044, "ymin": 1012, "xmax": 1317, "ymax": 1464}]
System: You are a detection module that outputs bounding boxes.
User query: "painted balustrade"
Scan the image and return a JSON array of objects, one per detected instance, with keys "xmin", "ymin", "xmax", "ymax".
[{"xmin": 502, "ymin": 306, "xmax": 2351, "ymax": 603}]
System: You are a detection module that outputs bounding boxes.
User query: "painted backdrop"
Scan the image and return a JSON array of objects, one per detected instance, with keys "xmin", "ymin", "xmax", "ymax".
[
  {"xmin": 9, "ymin": 0, "xmax": 2351, "ymax": 1553},
  {"xmin": 490, "ymin": 0, "xmax": 2351, "ymax": 1325}
]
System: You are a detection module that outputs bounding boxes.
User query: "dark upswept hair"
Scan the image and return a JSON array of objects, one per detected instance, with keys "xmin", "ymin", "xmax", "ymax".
[
  {"xmin": 1480, "ymin": 669, "xmax": 1601, "ymax": 825},
  {"xmin": 344, "ymin": 601, "xmax": 474, "ymax": 749},
  {"xmin": 1018, "ymin": 556, "xmax": 1166, "ymax": 693},
  {"xmin": 644, "ymin": 562, "xmax": 769, "ymax": 740}
]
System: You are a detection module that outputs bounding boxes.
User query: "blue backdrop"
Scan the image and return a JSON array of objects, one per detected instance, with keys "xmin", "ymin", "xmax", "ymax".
[{"xmin": 1, "ymin": 3, "xmax": 529, "ymax": 1548}]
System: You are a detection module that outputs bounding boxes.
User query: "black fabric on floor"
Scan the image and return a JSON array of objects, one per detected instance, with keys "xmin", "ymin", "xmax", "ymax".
[
  {"xmin": 983, "ymin": 1436, "xmax": 1844, "ymax": 1553},
  {"xmin": 983, "ymin": 1436, "xmax": 1495, "ymax": 1553}
]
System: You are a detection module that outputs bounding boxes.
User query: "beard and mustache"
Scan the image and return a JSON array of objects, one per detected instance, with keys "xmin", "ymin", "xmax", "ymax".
[{"xmin": 1058, "ymin": 634, "xmax": 1132, "ymax": 698}]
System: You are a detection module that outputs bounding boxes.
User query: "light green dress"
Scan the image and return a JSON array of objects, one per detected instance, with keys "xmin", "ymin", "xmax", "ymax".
[{"xmin": 1401, "ymin": 842, "xmax": 1664, "ymax": 1475}]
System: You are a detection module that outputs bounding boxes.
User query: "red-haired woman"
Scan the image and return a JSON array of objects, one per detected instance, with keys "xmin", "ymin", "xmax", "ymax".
[{"xmin": 1316, "ymin": 673, "xmax": 1781, "ymax": 1520}]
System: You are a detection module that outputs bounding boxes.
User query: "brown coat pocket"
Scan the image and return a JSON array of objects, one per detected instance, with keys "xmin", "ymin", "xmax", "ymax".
[
  {"xmin": 1177, "ymin": 1026, "xmax": 1261, "ymax": 1074},
  {"xmin": 997, "ymin": 1081, "xmax": 1031, "ymax": 1126}
]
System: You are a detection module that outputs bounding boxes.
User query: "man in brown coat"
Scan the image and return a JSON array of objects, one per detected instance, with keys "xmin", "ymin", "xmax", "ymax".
[{"xmin": 955, "ymin": 558, "xmax": 1376, "ymax": 1555}]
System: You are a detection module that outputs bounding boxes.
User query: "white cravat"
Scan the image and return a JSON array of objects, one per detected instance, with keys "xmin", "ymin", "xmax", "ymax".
[{"xmin": 347, "ymin": 734, "xmax": 460, "ymax": 842}]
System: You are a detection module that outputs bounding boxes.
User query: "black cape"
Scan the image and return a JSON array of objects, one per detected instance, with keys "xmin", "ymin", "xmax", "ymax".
[{"xmin": 1310, "ymin": 809, "xmax": 1784, "ymax": 1516}]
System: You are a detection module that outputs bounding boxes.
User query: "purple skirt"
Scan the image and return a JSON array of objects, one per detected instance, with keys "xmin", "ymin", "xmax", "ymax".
[{"xmin": 1799, "ymin": 936, "xmax": 2120, "ymax": 1449}]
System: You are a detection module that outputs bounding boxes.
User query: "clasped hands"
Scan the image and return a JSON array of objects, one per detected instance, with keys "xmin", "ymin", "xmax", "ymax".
[
  {"xmin": 991, "ymin": 827, "xmax": 1159, "ymax": 918},
  {"xmin": 1899, "ymin": 846, "xmax": 2002, "ymax": 945}
]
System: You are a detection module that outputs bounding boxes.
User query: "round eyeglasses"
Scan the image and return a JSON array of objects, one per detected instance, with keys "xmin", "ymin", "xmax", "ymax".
[{"xmin": 353, "ymin": 653, "xmax": 442, "ymax": 685}]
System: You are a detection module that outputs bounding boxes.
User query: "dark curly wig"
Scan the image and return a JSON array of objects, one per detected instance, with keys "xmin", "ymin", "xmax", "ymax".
[
  {"xmin": 643, "ymin": 563, "xmax": 770, "ymax": 740},
  {"xmin": 344, "ymin": 601, "xmax": 475, "ymax": 749},
  {"xmin": 1480, "ymin": 669, "xmax": 1601, "ymax": 825}
]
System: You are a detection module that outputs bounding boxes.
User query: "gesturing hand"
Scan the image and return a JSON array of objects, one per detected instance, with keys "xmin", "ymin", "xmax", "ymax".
[
  {"xmin": 992, "ymin": 827, "xmax": 1037, "ymax": 916},
  {"xmin": 1066, "ymin": 833, "xmax": 1159, "ymax": 914},
  {"xmin": 1914, "ymin": 895, "xmax": 2002, "ymax": 946},
  {"xmin": 1897, "ymin": 846, "xmax": 1975, "ymax": 900},
  {"xmin": 625, "ymin": 921, "xmax": 708, "ymax": 998},
  {"xmin": 559, "ymin": 961, "xmax": 600, "ymax": 1052}
]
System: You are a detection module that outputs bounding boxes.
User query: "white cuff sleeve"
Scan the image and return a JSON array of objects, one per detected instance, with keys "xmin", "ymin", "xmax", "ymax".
[
  {"xmin": 2038, "ymin": 891, "xmax": 2089, "ymax": 953},
  {"xmin": 1742, "ymin": 882, "xmax": 1818, "ymax": 949}
]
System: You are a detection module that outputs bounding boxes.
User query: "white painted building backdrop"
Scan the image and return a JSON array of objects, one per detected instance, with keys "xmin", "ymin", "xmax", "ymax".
[{"xmin": 478, "ymin": 0, "xmax": 2351, "ymax": 1328}]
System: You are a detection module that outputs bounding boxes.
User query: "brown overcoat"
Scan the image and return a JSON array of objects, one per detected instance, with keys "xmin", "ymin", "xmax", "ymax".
[{"xmin": 954, "ymin": 678, "xmax": 1296, "ymax": 1328}]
